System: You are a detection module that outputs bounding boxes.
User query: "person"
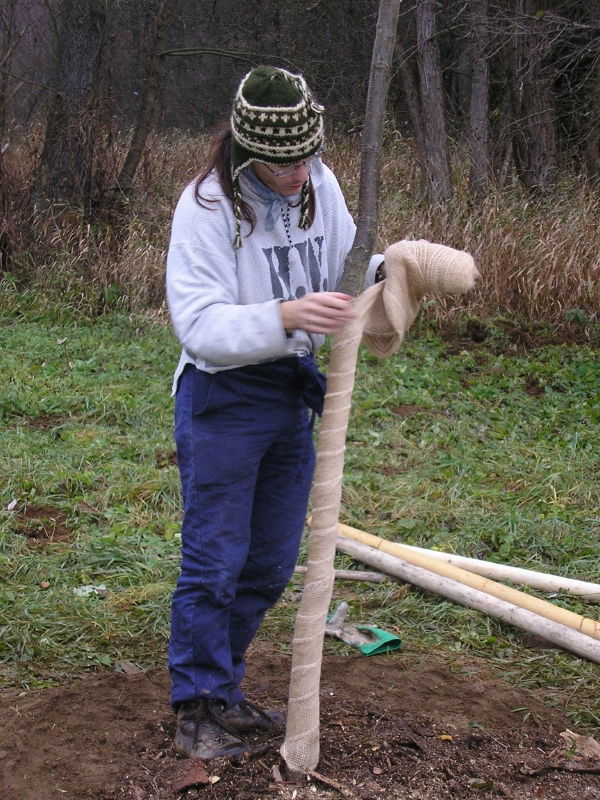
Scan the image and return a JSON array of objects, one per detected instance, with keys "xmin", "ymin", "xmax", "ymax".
[{"xmin": 166, "ymin": 65, "xmax": 383, "ymax": 761}]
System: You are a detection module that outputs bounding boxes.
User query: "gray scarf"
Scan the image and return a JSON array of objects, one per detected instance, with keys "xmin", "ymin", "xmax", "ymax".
[{"xmin": 241, "ymin": 169, "xmax": 301, "ymax": 231}]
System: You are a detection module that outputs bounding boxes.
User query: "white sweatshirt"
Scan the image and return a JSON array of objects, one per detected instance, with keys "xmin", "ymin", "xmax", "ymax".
[{"xmin": 166, "ymin": 159, "xmax": 382, "ymax": 393}]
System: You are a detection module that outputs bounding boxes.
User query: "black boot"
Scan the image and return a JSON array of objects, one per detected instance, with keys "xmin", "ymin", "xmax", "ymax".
[
  {"xmin": 174, "ymin": 699, "xmax": 250, "ymax": 760},
  {"xmin": 208, "ymin": 698, "xmax": 285, "ymax": 734}
]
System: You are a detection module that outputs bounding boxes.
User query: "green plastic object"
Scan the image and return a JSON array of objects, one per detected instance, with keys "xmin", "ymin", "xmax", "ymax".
[
  {"xmin": 356, "ymin": 626, "xmax": 402, "ymax": 656},
  {"xmin": 325, "ymin": 602, "xmax": 402, "ymax": 656}
]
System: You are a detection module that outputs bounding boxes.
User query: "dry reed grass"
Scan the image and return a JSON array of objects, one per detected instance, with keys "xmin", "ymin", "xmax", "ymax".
[
  {"xmin": 3, "ymin": 126, "xmax": 600, "ymax": 324},
  {"xmin": 329, "ymin": 133, "xmax": 600, "ymax": 325}
]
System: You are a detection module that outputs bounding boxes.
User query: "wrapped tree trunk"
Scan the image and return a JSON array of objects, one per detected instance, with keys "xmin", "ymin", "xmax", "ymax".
[
  {"xmin": 282, "ymin": 240, "xmax": 478, "ymax": 774},
  {"xmin": 281, "ymin": 0, "xmax": 402, "ymax": 775}
]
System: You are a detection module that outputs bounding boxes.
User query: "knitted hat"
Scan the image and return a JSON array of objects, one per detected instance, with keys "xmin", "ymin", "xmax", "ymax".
[{"xmin": 230, "ymin": 66, "xmax": 324, "ymax": 247}]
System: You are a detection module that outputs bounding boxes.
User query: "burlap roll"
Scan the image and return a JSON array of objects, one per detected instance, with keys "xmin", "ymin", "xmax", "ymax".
[{"xmin": 281, "ymin": 240, "xmax": 479, "ymax": 773}]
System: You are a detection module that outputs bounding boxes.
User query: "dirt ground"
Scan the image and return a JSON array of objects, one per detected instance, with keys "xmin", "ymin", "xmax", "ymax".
[{"xmin": 1, "ymin": 644, "xmax": 600, "ymax": 800}]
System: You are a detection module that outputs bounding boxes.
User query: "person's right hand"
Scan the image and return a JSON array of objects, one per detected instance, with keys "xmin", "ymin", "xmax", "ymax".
[{"xmin": 279, "ymin": 292, "xmax": 355, "ymax": 334}]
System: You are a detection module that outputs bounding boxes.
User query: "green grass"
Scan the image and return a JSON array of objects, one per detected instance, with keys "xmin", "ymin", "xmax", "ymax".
[
  {"xmin": 0, "ymin": 295, "xmax": 182, "ymax": 687},
  {"xmin": 1, "ymin": 294, "xmax": 600, "ymax": 730}
]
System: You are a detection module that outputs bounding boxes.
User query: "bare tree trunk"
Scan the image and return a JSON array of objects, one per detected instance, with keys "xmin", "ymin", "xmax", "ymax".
[
  {"xmin": 416, "ymin": 0, "xmax": 452, "ymax": 203},
  {"xmin": 468, "ymin": 0, "xmax": 490, "ymax": 197},
  {"xmin": 452, "ymin": 18, "xmax": 472, "ymax": 138},
  {"xmin": 585, "ymin": 58, "xmax": 600, "ymax": 186},
  {"xmin": 339, "ymin": 0, "xmax": 402, "ymax": 297},
  {"xmin": 0, "ymin": 0, "xmax": 18, "ymax": 139},
  {"xmin": 395, "ymin": 34, "xmax": 429, "ymax": 197},
  {"xmin": 512, "ymin": 0, "xmax": 557, "ymax": 195},
  {"xmin": 586, "ymin": 131, "xmax": 600, "ymax": 188},
  {"xmin": 0, "ymin": 0, "xmax": 19, "ymax": 272},
  {"xmin": 116, "ymin": 0, "xmax": 185, "ymax": 194},
  {"xmin": 35, "ymin": 0, "xmax": 107, "ymax": 211},
  {"xmin": 495, "ymin": 8, "xmax": 521, "ymax": 187}
]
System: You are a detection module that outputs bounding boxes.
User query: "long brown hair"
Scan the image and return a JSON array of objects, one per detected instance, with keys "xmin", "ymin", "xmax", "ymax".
[{"xmin": 193, "ymin": 127, "xmax": 316, "ymax": 239}]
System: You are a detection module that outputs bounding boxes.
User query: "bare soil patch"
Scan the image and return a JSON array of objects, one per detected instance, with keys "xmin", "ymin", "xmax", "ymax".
[
  {"xmin": 156, "ymin": 449, "xmax": 178, "ymax": 469},
  {"xmin": 1, "ymin": 644, "xmax": 599, "ymax": 800},
  {"xmin": 389, "ymin": 404, "xmax": 433, "ymax": 417},
  {"xmin": 441, "ymin": 320, "xmax": 593, "ymax": 355},
  {"xmin": 11, "ymin": 503, "xmax": 72, "ymax": 543},
  {"xmin": 18, "ymin": 413, "xmax": 68, "ymax": 431}
]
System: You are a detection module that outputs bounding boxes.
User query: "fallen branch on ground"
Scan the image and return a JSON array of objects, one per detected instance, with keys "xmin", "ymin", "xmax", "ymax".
[{"xmin": 293, "ymin": 566, "xmax": 386, "ymax": 583}]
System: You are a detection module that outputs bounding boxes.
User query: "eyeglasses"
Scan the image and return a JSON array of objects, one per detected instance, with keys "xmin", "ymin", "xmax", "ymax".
[{"xmin": 262, "ymin": 146, "xmax": 325, "ymax": 178}]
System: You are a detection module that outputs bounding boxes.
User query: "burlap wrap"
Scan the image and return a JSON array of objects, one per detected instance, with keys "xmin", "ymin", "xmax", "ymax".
[{"xmin": 281, "ymin": 240, "xmax": 478, "ymax": 772}]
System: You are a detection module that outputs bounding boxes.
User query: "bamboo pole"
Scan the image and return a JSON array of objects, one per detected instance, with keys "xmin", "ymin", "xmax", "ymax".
[
  {"xmin": 336, "ymin": 522, "xmax": 600, "ymax": 600},
  {"xmin": 336, "ymin": 524, "xmax": 600, "ymax": 640},
  {"xmin": 310, "ymin": 518, "xmax": 600, "ymax": 599},
  {"xmin": 400, "ymin": 543, "xmax": 600, "ymax": 600},
  {"xmin": 336, "ymin": 536, "xmax": 600, "ymax": 665}
]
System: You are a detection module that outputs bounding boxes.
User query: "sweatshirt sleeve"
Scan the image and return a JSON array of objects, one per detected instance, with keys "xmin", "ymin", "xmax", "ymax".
[
  {"xmin": 363, "ymin": 253, "xmax": 386, "ymax": 289},
  {"xmin": 166, "ymin": 186, "xmax": 290, "ymax": 367}
]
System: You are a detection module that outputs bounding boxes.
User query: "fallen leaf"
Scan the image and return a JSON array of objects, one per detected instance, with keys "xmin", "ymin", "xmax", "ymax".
[
  {"xmin": 115, "ymin": 660, "xmax": 143, "ymax": 675},
  {"xmin": 560, "ymin": 730, "xmax": 600, "ymax": 760},
  {"xmin": 76, "ymin": 502, "xmax": 101, "ymax": 515},
  {"xmin": 172, "ymin": 762, "xmax": 209, "ymax": 792},
  {"xmin": 440, "ymin": 734, "xmax": 453, "ymax": 741},
  {"xmin": 73, "ymin": 584, "xmax": 107, "ymax": 598},
  {"xmin": 468, "ymin": 777, "xmax": 494, "ymax": 790}
]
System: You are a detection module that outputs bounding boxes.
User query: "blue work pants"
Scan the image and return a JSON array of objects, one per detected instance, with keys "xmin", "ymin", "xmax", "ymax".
[{"xmin": 169, "ymin": 360, "xmax": 318, "ymax": 710}]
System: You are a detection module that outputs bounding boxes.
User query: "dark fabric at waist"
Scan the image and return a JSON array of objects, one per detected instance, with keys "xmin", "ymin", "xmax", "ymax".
[{"xmin": 230, "ymin": 355, "xmax": 327, "ymax": 416}]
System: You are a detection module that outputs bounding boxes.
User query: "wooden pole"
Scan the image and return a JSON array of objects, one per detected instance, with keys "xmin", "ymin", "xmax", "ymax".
[
  {"xmin": 337, "ymin": 522, "xmax": 600, "ymax": 600},
  {"xmin": 337, "ymin": 536, "xmax": 600, "ymax": 665},
  {"xmin": 337, "ymin": 525, "xmax": 600, "ymax": 640},
  {"xmin": 400, "ymin": 544, "xmax": 600, "ymax": 600},
  {"xmin": 293, "ymin": 566, "xmax": 387, "ymax": 583}
]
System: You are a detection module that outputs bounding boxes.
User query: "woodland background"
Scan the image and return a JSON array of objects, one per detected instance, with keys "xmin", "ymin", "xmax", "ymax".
[
  {"xmin": 6, "ymin": 9, "xmax": 600, "ymax": 791},
  {"xmin": 2, "ymin": 0, "xmax": 600, "ymax": 324}
]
